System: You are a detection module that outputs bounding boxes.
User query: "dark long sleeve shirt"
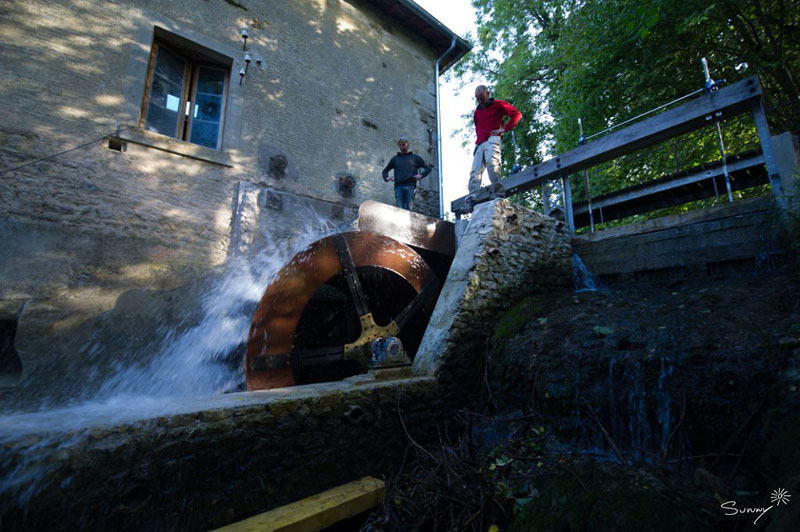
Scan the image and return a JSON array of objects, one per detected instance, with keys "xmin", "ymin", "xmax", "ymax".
[
  {"xmin": 474, "ymin": 98, "xmax": 522, "ymax": 145},
  {"xmin": 381, "ymin": 151, "xmax": 432, "ymax": 187}
]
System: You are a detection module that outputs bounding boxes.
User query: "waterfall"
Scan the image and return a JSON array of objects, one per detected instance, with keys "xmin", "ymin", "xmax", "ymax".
[{"xmin": 572, "ymin": 253, "xmax": 600, "ymax": 291}]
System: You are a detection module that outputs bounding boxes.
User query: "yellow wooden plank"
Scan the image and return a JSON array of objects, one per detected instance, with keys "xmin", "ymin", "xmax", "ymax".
[{"xmin": 211, "ymin": 476, "xmax": 385, "ymax": 532}]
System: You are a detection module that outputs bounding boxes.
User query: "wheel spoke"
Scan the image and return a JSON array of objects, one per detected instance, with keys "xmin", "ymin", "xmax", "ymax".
[
  {"xmin": 292, "ymin": 346, "xmax": 345, "ymax": 368},
  {"xmin": 394, "ymin": 276, "xmax": 440, "ymax": 330},
  {"xmin": 334, "ymin": 234, "xmax": 370, "ymax": 317}
]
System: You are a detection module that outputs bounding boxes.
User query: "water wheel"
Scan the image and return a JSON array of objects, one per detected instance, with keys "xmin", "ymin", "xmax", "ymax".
[{"xmin": 245, "ymin": 231, "xmax": 441, "ymax": 390}]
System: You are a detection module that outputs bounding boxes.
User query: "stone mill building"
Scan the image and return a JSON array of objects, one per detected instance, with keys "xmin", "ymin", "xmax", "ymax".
[{"xmin": 0, "ymin": 0, "xmax": 470, "ymax": 394}]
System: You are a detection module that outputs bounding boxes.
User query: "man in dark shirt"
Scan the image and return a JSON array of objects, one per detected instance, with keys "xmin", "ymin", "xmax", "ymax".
[
  {"xmin": 469, "ymin": 85, "xmax": 522, "ymax": 195},
  {"xmin": 382, "ymin": 136, "xmax": 433, "ymax": 210}
]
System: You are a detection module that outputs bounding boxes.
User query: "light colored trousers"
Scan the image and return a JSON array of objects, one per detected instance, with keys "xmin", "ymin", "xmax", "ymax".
[{"xmin": 468, "ymin": 135, "xmax": 502, "ymax": 193}]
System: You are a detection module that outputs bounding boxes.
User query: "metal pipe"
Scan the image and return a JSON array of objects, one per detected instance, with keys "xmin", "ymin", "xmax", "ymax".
[
  {"xmin": 563, "ymin": 175, "xmax": 575, "ymax": 235},
  {"xmin": 702, "ymin": 57, "xmax": 733, "ymax": 203},
  {"xmin": 578, "ymin": 118, "xmax": 594, "ymax": 232},
  {"xmin": 435, "ymin": 38, "xmax": 457, "ymax": 219},
  {"xmin": 715, "ymin": 120, "xmax": 733, "ymax": 202}
]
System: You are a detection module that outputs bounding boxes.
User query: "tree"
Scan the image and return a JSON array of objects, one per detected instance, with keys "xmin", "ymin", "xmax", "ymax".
[{"xmin": 454, "ymin": 0, "xmax": 799, "ymax": 205}]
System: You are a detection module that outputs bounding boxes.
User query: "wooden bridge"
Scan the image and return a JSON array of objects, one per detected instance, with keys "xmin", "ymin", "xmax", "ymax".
[{"xmin": 452, "ymin": 76, "xmax": 798, "ymax": 282}]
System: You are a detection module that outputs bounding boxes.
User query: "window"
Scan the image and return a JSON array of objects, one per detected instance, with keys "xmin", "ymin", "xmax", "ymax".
[{"xmin": 140, "ymin": 40, "xmax": 229, "ymax": 149}]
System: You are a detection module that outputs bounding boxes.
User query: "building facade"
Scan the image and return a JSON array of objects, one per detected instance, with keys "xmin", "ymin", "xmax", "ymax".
[{"xmin": 0, "ymin": 0, "xmax": 469, "ymax": 399}]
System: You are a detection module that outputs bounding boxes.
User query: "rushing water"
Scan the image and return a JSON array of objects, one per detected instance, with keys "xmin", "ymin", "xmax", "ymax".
[
  {"xmin": 572, "ymin": 253, "xmax": 600, "ymax": 292},
  {"xmin": 0, "ymin": 207, "xmax": 338, "ymax": 432},
  {"xmin": 0, "ymin": 204, "xmax": 340, "ymax": 504}
]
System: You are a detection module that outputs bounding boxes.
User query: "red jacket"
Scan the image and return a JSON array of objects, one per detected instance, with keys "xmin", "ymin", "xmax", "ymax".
[{"xmin": 474, "ymin": 98, "xmax": 522, "ymax": 145}]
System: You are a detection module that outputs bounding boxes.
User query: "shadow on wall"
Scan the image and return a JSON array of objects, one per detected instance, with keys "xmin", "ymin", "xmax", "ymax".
[{"xmin": 2, "ymin": 276, "xmax": 212, "ymax": 411}]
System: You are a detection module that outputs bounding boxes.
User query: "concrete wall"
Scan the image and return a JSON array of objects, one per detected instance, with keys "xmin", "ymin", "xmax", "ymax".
[{"xmin": 0, "ymin": 0, "xmax": 443, "ymax": 392}]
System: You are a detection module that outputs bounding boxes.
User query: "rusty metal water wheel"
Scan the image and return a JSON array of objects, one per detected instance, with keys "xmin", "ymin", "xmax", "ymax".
[{"xmin": 245, "ymin": 231, "xmax": 440, "ymax": 390}]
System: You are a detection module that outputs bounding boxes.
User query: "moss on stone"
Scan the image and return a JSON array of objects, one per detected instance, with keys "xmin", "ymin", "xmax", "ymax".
[
  {"xmin": 508, "ymin": 461, "xmax": 710, "ymax": 532},
  {"xmin": 493, "ymin": 296, "xmax": 550, "ymax": 346}
]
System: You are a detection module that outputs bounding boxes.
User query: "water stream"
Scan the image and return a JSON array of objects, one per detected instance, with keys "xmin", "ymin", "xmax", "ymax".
[
  {"xmin": 572, "ymin": 252, "xmax": 600, "ymax": 292},
  {"xmin": 0, "ymin": 208, "xmax": 338, "ymax": 433},
  {"xmin": 0, "ymin": 203, "xmax": 343, "ymax": 504}
]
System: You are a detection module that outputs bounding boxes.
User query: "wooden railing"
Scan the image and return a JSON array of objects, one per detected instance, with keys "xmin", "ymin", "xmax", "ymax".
[{"xmin": 451, "ymin": 76, "xmax": 785, "ymax": 232}]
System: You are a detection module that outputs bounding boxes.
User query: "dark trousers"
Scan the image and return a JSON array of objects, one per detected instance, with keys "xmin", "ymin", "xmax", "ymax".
[{"xmin": 394, "ymin": 185, "xmax": 415, "ymax": 210}]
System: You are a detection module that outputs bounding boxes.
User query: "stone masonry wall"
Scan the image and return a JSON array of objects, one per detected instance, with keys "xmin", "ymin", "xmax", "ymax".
[
  {"xmin": 414, "ymin": 200, "xmax": 574, "ymax": 401},
  {"xmin": 0, "ymin": 376, "xmax": 446, "ymax": 531},
  {"xmin": 0, "ymin": 0, "xmax": 445, "ymax": 392}
]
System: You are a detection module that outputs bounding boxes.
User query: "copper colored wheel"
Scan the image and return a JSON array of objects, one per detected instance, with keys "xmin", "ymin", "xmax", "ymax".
[{"xmin": 245, "ymin": 231, "xmax": 439, "ymax": 390}]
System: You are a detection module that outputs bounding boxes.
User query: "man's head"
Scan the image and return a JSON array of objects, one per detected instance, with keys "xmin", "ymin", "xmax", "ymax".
[
  {"xmin": 475, "ymin": 85, "xmax": 490, "ymax": 105},
  {"xmin": 397, "ymin": 136, "xmax": 410, "ymax": 154}
]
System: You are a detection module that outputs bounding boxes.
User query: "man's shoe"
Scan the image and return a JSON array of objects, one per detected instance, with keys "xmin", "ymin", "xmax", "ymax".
[{"xmin": 489, "ymin": 183, "xmax": 506, "ymax": 199}]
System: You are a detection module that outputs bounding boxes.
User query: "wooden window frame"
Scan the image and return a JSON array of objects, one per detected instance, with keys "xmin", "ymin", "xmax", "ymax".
[{"xmin": 139, "ymin": 40, "xmax": 230, "ymax": 150}]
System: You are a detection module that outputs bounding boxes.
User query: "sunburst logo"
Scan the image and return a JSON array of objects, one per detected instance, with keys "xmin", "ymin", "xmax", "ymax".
[
  {"xmin": 771, "ymin": 488, "xmax": 791, "ymax": 506},
  {"xmin": 721, "ymin": 488, "xmax": 791, "ymax": 525}
]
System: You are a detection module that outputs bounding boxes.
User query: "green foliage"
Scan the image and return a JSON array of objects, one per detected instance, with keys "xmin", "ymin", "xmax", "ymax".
[
  {"xmin": 456, "ymin": 0, "xmax": 800, "ymax": 209},
  {"xmin": 493, "ymin": 295, "xmax": 550, "ymax": 344}
]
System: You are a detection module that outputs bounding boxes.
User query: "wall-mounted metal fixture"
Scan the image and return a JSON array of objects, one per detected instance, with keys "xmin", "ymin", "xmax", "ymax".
[
  {"xmin": 241, "ymin": 28, "xmax": 248, "ymax": 50},
  {"xmin": 336, "ymin": 174, "xmax": 357, "ymax": 198},
  {"xmin": 244, "ymin": 52, "xmax": 252, "ymax": 74},
  {"xmin": 239, "ymin": 67, "xmax": 246, "ymax": 85}
]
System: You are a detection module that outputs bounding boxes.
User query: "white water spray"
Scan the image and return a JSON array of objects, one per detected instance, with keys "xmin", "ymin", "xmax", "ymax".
[{"xmin": 0, "ymin": 205, "xmax": 338, "ymax": 432}]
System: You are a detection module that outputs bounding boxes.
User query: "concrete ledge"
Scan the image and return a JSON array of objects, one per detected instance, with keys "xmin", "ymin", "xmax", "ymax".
[
  {"xmin": 113, "ymin": 126, "xmax": 234, "ymax": 167},
  {"xmin": 0, "ymin": 376, "xmax": 443, "ymax": 531}
]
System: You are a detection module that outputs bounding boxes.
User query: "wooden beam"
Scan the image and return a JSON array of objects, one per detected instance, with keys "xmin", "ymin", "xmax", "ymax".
[
  {"xmin": 452, "ymin": 76, "xmax": 764, "ymax": 214},
  {"xmin": 211, "ymin": 476, "xmax": 386, "ymax": 532},
  {"xmin": 572, "ymin": 152, "xmax": 766, "ymax": 217},
  {"xmin": 751, "ymin": 99, "xmax": 785, "ymax": 207}
]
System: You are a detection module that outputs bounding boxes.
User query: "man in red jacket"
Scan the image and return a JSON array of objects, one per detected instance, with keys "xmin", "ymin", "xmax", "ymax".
[{"xmin": 469, "ymin": 85, "xmax": 522, "ymax": 196}]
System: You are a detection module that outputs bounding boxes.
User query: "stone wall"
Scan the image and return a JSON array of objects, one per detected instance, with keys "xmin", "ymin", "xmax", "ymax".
[
  {"xmin": 0, "ymin": 376, "xmax": 446, "ymax": 531},
  {"xmin": 0, "ymin": 0, "xmax": 445, "ymax": 393},
  {"xmin": 414, "ymin": 199, "xmax": 574, "ymax": 401}
]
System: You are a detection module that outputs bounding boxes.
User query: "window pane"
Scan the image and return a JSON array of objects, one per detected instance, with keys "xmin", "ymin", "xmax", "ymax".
[
  {"xmin": 193, "ymin": 93, "xmax": 222, "ymax": 121},
  {"xmin": 189, "ymin": 121, "xmax": 219, "ymax": 148},
  {"xmin": 196, "ymin": 68, "xmax": 225, "ymax": 96},
  {"xmin": 146, "ymin": 102, "xmax": 181, "ymax": 137},
  {"xmin": 144, "ymin": 46, "xmax": 186, "ymax": 137},
  {"xmin": 189, "ymin": 66, "xmax": 225, "ymax": 148}
]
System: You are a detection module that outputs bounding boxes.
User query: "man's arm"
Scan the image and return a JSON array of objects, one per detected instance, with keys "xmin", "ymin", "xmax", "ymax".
[
  {"xmin": 382, "ymin": 157, "xmax": 395, "ymax": 181},
  {"xmin": 415, "ymin": 157, "xmax": 433, "ymax": 179},
  {"xmin": 489, "ymin": 100, "xmax": 522, "ymax": 136},
  {"xmin": 499, "ymin": 100, "xmax": 522, "ymax": 132}
]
